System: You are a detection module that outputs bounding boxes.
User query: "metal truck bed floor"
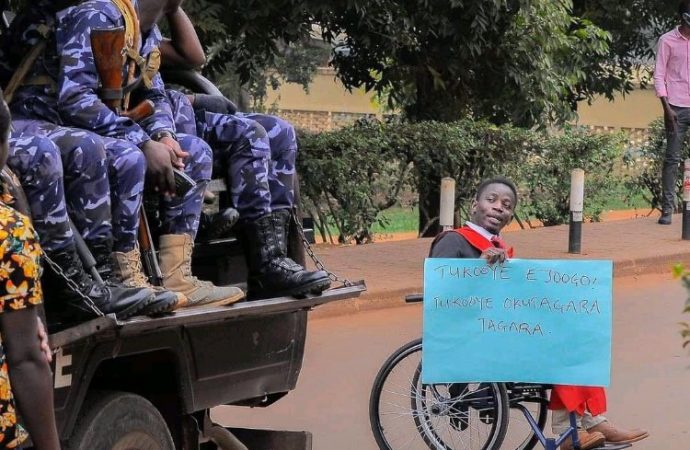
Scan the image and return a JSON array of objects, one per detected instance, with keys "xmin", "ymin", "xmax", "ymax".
[{"xmin": 49, "ymin": 282, "xmax": 366, "ymax": 348}]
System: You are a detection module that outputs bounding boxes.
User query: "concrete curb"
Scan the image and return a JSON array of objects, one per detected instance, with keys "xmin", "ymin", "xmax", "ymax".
[{"xmin": 309, "ymin": 250, "xmax": 690, "ymax": 320}]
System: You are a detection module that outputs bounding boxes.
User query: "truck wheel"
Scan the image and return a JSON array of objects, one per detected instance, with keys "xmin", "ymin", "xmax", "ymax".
[{"xmin": 66, "ymin": 391, "xmax": 175, "ymax": 450}]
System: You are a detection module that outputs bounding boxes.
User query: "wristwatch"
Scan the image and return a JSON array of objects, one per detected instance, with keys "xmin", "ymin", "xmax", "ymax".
[{"xmin": 150, "ymin": 130, "xmax": 177, "ymax": 142}]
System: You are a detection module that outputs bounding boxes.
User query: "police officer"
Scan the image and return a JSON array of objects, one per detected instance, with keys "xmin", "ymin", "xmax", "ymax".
[
  {"xmin": 4, "ymin": 0, "xmax": 244, "ymax": 308},
  {"xmin": 167, "ymin": 90, "xmax": 331, "ymax": 299}
]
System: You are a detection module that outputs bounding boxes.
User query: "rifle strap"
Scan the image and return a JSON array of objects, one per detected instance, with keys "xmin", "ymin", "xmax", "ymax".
[{"xmin": 111, "ymin": 0, "xmax": 159, "ymax": 89}]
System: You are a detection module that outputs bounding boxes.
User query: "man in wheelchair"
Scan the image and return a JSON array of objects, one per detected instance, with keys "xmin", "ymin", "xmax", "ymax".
[{"xmin": 428, "ymin": 177, "xmax": 649, "ymax": 450}]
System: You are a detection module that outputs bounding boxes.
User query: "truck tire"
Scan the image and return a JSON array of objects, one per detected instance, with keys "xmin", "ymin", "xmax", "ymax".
[{"xmin": 66, "ymin": 391, "xmax": 175, "ymax": 450}]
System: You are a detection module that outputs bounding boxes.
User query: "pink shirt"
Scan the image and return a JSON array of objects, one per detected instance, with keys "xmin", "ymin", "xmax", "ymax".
[{"xmin": 655, "ymin": 27, "xmax": 690, "ymax": 107}]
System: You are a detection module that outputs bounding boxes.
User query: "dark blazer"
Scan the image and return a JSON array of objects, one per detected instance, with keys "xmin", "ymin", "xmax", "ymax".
[{"xmin": 428, "ymin": 230, "xmax": 482, "ymax": 259}]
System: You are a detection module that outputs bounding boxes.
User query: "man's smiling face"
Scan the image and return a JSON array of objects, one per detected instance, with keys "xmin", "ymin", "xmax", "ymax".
[{"xmin": 470, "ymin": 182, "xmax": 516, "ymax": 234}]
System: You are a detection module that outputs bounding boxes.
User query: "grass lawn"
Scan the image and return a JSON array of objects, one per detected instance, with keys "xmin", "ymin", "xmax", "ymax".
[
  {"xmin": 316, "ymin": 186, "xmax": 654, "ymax": 240},
  {"xmin": 369, "ymin": 188, "xmax": 653, "ymax": 235}
]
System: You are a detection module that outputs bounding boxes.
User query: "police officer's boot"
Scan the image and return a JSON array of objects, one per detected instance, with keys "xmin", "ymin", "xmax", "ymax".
[
  {"xmin": 240, "ymin": 210, "xmax": 330, "ymax": 300},
  {"xmin": 89, "ymin": 238, "xmax": 175, "ymax": 315},
  {"xmin": 158, "ymin": 233, "xmax": 245, "ymax": 307},
  {"xmin": 111, "ymin": 244, "xmax": 187, "ymax": 311},
  {"xmin": 42, "ymin": 244, "xmax": 155, "ymax": 324}
]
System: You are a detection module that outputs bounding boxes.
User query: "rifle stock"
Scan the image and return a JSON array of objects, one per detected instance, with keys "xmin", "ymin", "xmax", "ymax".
[
  {"xmin": 138, "ymin": 210, "xmax": 163, "ymax": 286},
  {"xmin": 91, "ymin": 28, "xmax": 153, "ymax": 121},
  {"xmin": 90, "ymin": 28, "xmax": 125, "ymax": 112},
  {"xmin": 121, "ymin": 99, "xmax": 154, "ymax": 122}
]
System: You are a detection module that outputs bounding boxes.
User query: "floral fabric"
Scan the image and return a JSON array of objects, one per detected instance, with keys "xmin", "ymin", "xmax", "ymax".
[{"xmin": 0, "ymin": 201, "xmax": 44, "ymax": 448}]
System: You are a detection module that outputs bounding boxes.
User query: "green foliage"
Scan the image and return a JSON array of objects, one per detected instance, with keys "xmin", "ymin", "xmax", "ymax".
[
  {"xmin": 182, "ymin": 0, "xmax": 327, "ymax": 108},
  {"xmin": 179, "ymin": 0, "xmax": 677, "ymax": 126},
  {"xmin": 322, "ymin": 0, "xmax": 612, "ymax": 126},
  {"xmin": 672, "ymin": 263, "xmax": 690, "ymax": 350},
  {"xmin": 297, "ymin": 119, "xmax": 413, "ymax": 244},
  {"xmin": 298, "ymin": 120, "xmax": 628, "ymax": 243},
  {"xmin": 517, "ymin": 128, "xmax": 627, "ymax": 226},
  {"xmin": 625, "ymin": 119, "xmax": 687, "ymax": 213},
  {"xmin": 573, "ymin": 0, "xmax": 678, "ymax": 97}
]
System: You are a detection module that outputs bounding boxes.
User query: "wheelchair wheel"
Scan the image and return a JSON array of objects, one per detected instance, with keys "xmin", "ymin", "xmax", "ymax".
[
  {"xmin": 369, "ymin": 338, "xmax": 509, "ymax": 450},
  {"xmin": 504, "ymin": 383, "xmax": 549, "ymax": 450}
]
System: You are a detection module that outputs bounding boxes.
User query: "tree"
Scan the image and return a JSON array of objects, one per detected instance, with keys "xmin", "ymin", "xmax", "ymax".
[
  {"xmin": 181, "ymin": 0, "xmax": 328, "ymax": 108},
  {"xmin": 182, "ymin": 0, "xmax": 679, "ymax": 234},
  {"xmin": 572, "ymin": 0, "xmax": 678, "ymax": 100},
  {"xmin": 316, "ymin": 0, "xmax": 614, "ymax": 234}
]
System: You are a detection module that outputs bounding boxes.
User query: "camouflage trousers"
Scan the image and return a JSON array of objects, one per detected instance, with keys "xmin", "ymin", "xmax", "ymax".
[
  {"xmin": 8, "ymin": 123, "xmax": 112, "ymax": 252},
  {"xmin": 11, "ymin": 119, "xmax": 212, "ymax": 252},
  {"xmin": 98, "ymin": 134, "xmax": 211, "ymax": 251},
  {"xmin": 167, "ymin": 90, "xmax": 297, "ymax": 221}
]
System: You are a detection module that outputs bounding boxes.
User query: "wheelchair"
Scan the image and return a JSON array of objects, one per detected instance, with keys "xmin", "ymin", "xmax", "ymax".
[{"xmin": 368, "ymin": 295, "xmax": 632, "ymax": 450}]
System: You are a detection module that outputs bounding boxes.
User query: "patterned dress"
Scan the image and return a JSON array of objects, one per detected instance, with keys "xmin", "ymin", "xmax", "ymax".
[{"xmin": 0, "ymin": 196, "xmax": 44, "ymax": 449}]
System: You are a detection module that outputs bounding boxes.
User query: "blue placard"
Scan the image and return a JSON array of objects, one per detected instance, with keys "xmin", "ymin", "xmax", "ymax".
[{"xmin": 422, "ymin": 258, "xmax": 612, "ymax": 386}]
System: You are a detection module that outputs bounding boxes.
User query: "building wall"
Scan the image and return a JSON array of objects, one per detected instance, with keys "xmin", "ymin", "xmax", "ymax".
[{"xmin": 266, "ymin": 67, "xmax": 663, "ymax": 139}]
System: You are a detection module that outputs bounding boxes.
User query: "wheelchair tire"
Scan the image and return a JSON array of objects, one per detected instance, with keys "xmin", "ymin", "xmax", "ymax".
[{"xmin": 369, "ymin": 338, "xmax": 509, "ymax": 450}]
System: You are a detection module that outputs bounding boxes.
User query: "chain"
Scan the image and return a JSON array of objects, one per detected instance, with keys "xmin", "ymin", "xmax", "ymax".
[
  {"xmin": 42, "ymin": 254, "xmax": 106, "ymax": 317},
  {"xmin": 291, "ymin": 211, "xmax": 354, "ymax": 287}
]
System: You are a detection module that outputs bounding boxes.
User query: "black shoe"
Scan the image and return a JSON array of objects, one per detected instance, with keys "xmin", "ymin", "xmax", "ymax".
[
  {"xmin": 658, "ymin": 210, "xmax": 673, "ymax": 225},
  {"xmin": 240, "ymin": 211, "xmax": 331, "ymax": 300},
  {"xmin": 43, "ymin": 244, "xmax": 154, "ymax": 325},
  {"xmin": 448, "ymin": 383, "xmax": 469, "ymax": 431},
  {"xmin": 198, "ymin": 207, "xmax": 240, "ymax": 240},
  {"xmin": 89, "ymin": 238, "xmax": 176, "ymax": 315}
]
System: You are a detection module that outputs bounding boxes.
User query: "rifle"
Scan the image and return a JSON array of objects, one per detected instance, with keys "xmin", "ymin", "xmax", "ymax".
[
  {"xmin": 91, "ymin": 27, "xmax": 164, "ymax": 285},
  {"xmin": 137, "ymin": 208, "xmax": 163, "ymax": 286}
]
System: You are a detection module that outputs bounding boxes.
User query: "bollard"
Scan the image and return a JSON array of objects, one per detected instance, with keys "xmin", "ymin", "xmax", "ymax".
[
  {"xmin": 439, "ymin": 178, "xmax": 456, "ymax": 231},
  {"xmin": 568, "ymin": 169, "xmax": 584, "ymax": 254},
  {"xmin": 682, "ymin": 159, "xmax": 690, "ymax": 241}
]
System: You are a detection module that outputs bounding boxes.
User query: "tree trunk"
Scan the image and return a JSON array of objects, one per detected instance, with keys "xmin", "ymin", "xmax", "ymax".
[
  {"xmin": 418, "ymin": 181, "xmax": 441, "ymax": 237},
  {"xmin": 409, "ymin": 69, "xmax": 461, "ymax": 236}
]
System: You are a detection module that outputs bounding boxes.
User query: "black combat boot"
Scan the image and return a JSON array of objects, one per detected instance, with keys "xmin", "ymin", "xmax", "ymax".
[
  {"xmin": 89, "ymin": 238, "xmax": 177, "ymax": 315},
  {"xmin": 240, "ymin": 210, "xmax": 331, "ymax": 300},
  {"xmin": 42, "ymin": 244, "xmax": 155, "ymax": 326}
]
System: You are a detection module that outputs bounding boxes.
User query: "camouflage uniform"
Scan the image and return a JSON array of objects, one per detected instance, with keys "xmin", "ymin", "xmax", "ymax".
[
  {"xmin": 167, "ymin": 90, "xmax": 296, "ymax": 221},
  {"xmin": 6, "ymin": 133, "xmax": 74, "ymax": 252},
  {"xmin": 5, "ymin": 1, "xmax": 212, "ymax": 252}
]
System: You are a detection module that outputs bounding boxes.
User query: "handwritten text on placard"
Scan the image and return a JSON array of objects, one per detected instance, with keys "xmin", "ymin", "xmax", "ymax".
[{"xmin": 422, "ymin": 258, "xmax": 612, "ymax": 386}]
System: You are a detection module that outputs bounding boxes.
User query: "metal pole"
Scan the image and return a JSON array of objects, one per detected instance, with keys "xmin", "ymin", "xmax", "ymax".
[
  {"xmin": 569, "ymin": 169, "xmax": 584, "ymax": 254},
  {"xmin": 439, "ymin": 177, "xmax": 456, "ymax": 231},
  {"xmin": 683, "ymin": 159, "xmax": 690, "ymax": 241}
]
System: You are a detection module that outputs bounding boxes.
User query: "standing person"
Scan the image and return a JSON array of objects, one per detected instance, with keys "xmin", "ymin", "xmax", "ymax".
[
  {"xmin": 0, "ymin": 89, "xmax": 60, "ymax": 450},
  {"xmin": 654, "ymin": 0, "xmax": 690, "ymax": 225},
  {"xmin": 429, "ymin": 177, "xmax": 649, "ymax": 450},
  {"xmin": 158, "ymin": 4, "xmax": 331, "ymax": 299}
]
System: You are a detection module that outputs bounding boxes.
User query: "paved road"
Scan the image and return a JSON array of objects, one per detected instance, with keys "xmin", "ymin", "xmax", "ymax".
[{"xmin": 213, "ymin": 273, "xmax": 689, "ymax": 449}]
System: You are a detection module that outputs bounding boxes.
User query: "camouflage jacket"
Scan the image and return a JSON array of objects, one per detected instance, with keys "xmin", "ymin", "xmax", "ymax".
[{"xmin": 4, "ymin": 0, "xmax": 174, "ymax": 146}]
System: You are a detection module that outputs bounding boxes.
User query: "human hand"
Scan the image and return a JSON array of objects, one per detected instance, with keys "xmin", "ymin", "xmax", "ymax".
[
  {"xmin": 480, "ymin": 247, "xmax": 508, "ymax": 266},
  {"xmin": 664, "ymin": 107, "xmax": 678, "ymax": 133},
  {"xmin": 37, "ymin": 317, "xmax": 52, "ymax": 364},
  {"xmin": 191, "ymin": 93, "xmax": 237, "ymax": 115},
  {"xmin": 141, "ymin": 140, "xmax": 177, "ymax": 195},
  {"xmin": 159, "ymin": 136, "xmax": 189, "ymax": 170}
]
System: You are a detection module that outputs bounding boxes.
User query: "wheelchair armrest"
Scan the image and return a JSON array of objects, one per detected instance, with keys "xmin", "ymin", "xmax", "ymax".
[{"xmin": 160, "ymin": 69, "xmax": 223, "ymax": 96}]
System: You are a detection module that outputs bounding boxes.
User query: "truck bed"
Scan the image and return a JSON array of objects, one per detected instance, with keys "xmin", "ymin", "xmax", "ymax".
[
  {"xmin": 47, "ymin": 282, "xmax": 366, "ymax": 438},
  {"xmin": 50, "ymin": 282, "xmax": 366, "ymax": 348}
]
